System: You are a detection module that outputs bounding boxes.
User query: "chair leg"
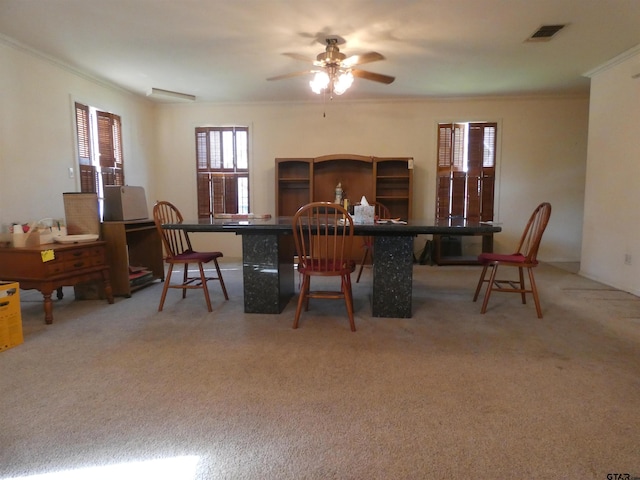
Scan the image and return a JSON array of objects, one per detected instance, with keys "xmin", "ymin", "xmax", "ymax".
[
  {"xmin": 158, "ymin": 263, "xmax": 174, "ymax": 311},
  {"xmin": 480, "ymin": 263, "xmax": 499, "ymax": 314},
  {"xmin": 473, "ymin": 264, "xmax": 489, "ymax": 302},
  {"xmin": 527, "ymin": 267, "xmax": 543, "ymax": 318},
  {"xmin": 356, "ymin": 247, "xmax": 370, "ymax": 283},
  {"xmin": 212, "ymin": 259, "xmax": 229, "ymax": 300},
  {"xmin": 182, "ymin": 263, "xmax": 189, "ymax": 299},
  {"xmin": 197, "ymin": 262, "xmax": 213, "ymax": 312},
  {"xmin": 343, "ymin": 274, "xmax": 356, "ymax": 332},
  {"xmin": 518, "ymin": 267, "xmax": 526, "ymax": 304},
  {"xmin": 293, "ymin": 275, "xmax": 310, "ymax": 329}
]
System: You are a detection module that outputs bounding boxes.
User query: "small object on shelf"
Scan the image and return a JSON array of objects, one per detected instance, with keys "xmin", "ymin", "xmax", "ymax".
[
  {"xmin": 128, "ymin": 265, "xmax": 148, "ymax": 274},
  {"xmin": 129, "ymin": 269, "xmax": 154, "ymax": 287},
  {"xmin": 334, "ymin": 182, "xmax": 343, "ymax": 204}
]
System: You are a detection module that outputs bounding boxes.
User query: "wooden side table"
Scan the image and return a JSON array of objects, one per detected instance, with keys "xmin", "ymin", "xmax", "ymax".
[{"xmin": 0, "ymin": 241, "xmax": 114, "ymax": 324}]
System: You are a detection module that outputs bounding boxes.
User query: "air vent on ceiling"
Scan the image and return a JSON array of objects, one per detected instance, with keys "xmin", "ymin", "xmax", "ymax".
[{"xmin": 526, "ymin": 24, "xmax": 566, "ymax": 42}]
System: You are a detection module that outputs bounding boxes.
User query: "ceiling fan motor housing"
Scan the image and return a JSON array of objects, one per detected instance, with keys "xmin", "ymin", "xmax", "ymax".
[{"xmin": 317, "ymin": 41, "xmax": 346, "ymax": 66}]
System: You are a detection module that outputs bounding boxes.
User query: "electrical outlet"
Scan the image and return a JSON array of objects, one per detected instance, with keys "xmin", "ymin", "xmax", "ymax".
[
  {"xmin": 68, "ymin": 167, "xmax": 74, "ymax": 179},
  {"xmin": 624, "ymin": 253, "xmax": 632, "ymax": 265}
]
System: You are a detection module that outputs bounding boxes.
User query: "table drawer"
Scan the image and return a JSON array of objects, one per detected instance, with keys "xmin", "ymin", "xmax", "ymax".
[
  {"xmin": 63, "ymin": 256, "xmax": 101, "ymax": 272},
  {"xmin": 44, "ymin": 261, "xmax": 65, "ymax": 276},
  {"xmin": 43, "ymin": 245, "xmax": 106, "ymax": 275},
  {"xmin": 57, "ymin": 246, "xmax": 104, "ymax": 262}
]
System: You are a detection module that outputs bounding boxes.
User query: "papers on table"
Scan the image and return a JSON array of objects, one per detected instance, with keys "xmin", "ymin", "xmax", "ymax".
[{"xmin": 376, "ymin": 219, "xmax": 407, "ymax": 224}]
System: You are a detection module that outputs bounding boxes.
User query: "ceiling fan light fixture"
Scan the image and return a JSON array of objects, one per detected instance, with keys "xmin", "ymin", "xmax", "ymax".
[
  {"xmin": 333, "ymin": 71, "xmax": 354, "ymax": 95},
  {"xmin": 310, "ymin": 71, "xmax": 330, "ymax": 94},
  {"xmin": 309, "ymin": 69, "xmax": 353, "ymax": 95}
]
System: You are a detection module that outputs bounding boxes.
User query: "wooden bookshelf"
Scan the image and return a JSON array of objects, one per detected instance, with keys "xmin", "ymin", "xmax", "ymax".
[
  {"xmin": 101, "ymin": 220, "xmax": 164, "ymax": 296},
  {"xmin": 276, "ymin": 154, "xmax": 413, "ymax": 263},
  {"xmin": 276, "ymin": 154, "xmax": 413, "ymax": 219}
]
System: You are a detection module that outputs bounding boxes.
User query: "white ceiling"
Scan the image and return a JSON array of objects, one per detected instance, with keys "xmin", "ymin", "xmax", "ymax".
[{"xmin": 1, "ymin": 0, "xmax": 640, "ymax": 103}]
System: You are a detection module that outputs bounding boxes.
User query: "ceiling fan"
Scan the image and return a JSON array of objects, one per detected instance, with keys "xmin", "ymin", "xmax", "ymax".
[{"xmin": 267, "ymin": 36, "xmax": 395, "ymax": 96}]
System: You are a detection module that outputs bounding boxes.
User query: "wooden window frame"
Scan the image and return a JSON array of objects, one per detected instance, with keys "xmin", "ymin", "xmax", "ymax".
[
  {"xmin": 195, "ymin": 126, "xmax": 249, "ymax": 218},
  {"xmin": 75, "ymin": 102, "xmax": 124, "ymax": 194},
  {"xmin": 436, "ymin": 122, "xmax": 496, "ymax": 223}
]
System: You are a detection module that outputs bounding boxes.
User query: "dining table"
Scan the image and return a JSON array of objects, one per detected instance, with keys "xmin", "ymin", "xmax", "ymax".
[{"xmin": 163, "ymin": 216, "xmax": 501, "ymax": 318}]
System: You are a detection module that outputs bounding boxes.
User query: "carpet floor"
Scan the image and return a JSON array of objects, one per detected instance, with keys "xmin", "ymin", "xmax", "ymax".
[{"xmin": 1, "ymin": 262, "xmax": 639, "ymax": 480}]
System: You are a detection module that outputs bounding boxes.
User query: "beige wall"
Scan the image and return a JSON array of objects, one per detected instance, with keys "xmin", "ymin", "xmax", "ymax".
[
  {"xmin": 0, "ymin": 40, "xmax": 157, "ymax": 233},
  {"xmin": 155, "ymin": 96, "xmax": 588, "ymax": 261},
  {"xmin": 581, "ymin": 46, "xmax": 640, "ymax": 296},
  {"xmin": 1, "ymin": 38, "xmax": 588, "ymax": 264}
]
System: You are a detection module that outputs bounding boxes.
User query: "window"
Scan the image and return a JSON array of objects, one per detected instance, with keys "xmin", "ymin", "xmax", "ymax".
[
  {"xmin": 195, "ymin": 126, "xmax": 249, "ymax": 218},
  {"xmin": 436, "ymin": 122, "xmax": 496, "ymax": 222},
  {"xmin": 75, "ymin": 102, "xmax": 124, "ymax": 195}
]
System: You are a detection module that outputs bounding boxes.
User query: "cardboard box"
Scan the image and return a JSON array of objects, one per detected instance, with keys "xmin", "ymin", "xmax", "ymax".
[
  {"xmin": 103, "ymin": 186, "xmax": 149, "ymax": 221},
  {"xmin": 11, "ymin": 232, "xmax": 36, "ymax": 248},
  {"xmin": 0, "ymin": 282, "xmax": 23, "ymax": 352},
  {"xmin": 12, "ymin": 229, "xmax": 55, "ymax": 247},
  {"xmin": 63, "ymin": 192, "xmax": 100, "ymax": 235}
]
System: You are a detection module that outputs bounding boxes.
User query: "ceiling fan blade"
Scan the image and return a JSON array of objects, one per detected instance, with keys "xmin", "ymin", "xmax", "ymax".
[
  {"xmin": 282, "ymin": 52, "xmax": 314, "ymax": 63},
  {"xmin": 351, "ymin": 69, "xmax": 395, "ymax": 85},
  {"xmin": 342, "ymin": 51, "xmax": 385, "ymax": 68},
  {"xmin": 267, "ymin": 70, "xmax": 314, "ymax": 81}
]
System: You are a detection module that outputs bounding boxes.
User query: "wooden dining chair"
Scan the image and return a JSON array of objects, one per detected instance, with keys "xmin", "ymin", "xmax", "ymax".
[
  {"xmin": 152, "ymin": 201, "xmax": 228, "ymax": 312},
  {"xmin": 355, "ymin": 201, "xmax": 391, "ymax": 283},
  {"xmin": 473, "ymin": 202, "xmax": 552, "ymax": 318},
  {"xmin": 292, "ymin": 202, "xmax": 357, "ymax": 331}
]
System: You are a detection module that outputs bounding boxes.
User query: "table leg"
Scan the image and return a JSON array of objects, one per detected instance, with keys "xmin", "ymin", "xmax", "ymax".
[
  {"xmin": 41, "ymin": 290, "xmax": 54, "ymax": 325},
  {"xmin": 56, "ymin": 287, "xmax": 63, "ymax": 300},
  {"xmin": 241, "ymin": 233, "xmax": 295, "ymax": 313},
  {"xmin": 102, "ymin": 269, "xmax": 115, "ymax": 304},
  {"xmin": 371, "ymin": 236, "xmax": 414, "ymax": 318}
]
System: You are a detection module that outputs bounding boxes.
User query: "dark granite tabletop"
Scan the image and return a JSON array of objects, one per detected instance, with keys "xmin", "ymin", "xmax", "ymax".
[{"xmin": 164, "ymin": 217, "xmax": 502, "ymax": 236}]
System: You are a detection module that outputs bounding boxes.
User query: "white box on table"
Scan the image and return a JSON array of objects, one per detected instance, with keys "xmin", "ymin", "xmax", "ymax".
[{"xmin": 353, "ymin": 205, "xmax": 375, "ymax": 224}]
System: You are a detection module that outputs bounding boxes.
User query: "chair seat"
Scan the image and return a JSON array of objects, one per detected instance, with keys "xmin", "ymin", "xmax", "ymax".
[
  {"xmin": 173, "ymin": 250, "xmax": 223, "ymax": 263},
  {"xmin": 478, "ymin": 252, "xmax": 533, "ymax": 264},
  {"xmin": 299, "ymin": 259, "xmax": 356, "ymax": 275}
]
